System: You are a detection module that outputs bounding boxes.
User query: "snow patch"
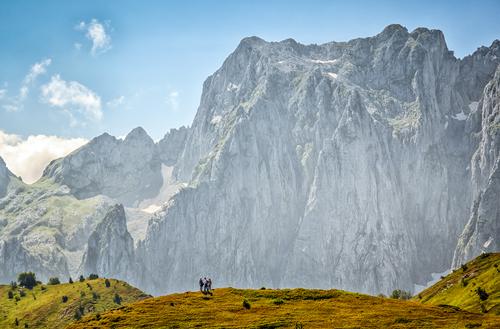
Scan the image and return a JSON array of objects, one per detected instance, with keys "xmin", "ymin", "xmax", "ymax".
[
  {"xmin": 226, "ymin": 83, "xmax": 240, "ymax": 92},
  {"xmin": 211, "ymin": 115, "xmax": 222, "ymax": 125},
  {"xmin": 483, "ymin": 236, "xmax": 493, "ymax": 249},
  {"xmin": 142, "ymin": 204, "xmax": 162, "ymax": 214},
  {"xmin": 326, "ymin": 72, "xmax": 338, "ymax": 79},
  {"xmin": 468, "ymin": 101, "xmax": 479, "ymax": 112},
  {"xmin": 310, "ymin": 59, "xmax": 338, "ymax": 64},
  {"xmin": 452, "ymin": 111, "xmax": 467, "ymax": 121}
]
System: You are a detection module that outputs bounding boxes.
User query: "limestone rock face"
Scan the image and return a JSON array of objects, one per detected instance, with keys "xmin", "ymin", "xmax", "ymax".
[
  {"xmin": 82, "ymin": 204, "xmax": 135, "ymax": 282},
  {"xmin": 137, "ymin": 26, "xmax": 500, "ymax": 295},
  {"xmin": 157, "ymin": 127, "xmax": 189, "ymax": 166},
  {"xmin": 0, "ymin": 157, "xmax": 11, "ymax": 198},
  {"xmin": 0, "ymin": 177, "xmax": 115, "ymax": 283},
  {"xmin": 43, "ymin": 127, "xmax": 162, "ymax": 207},
  {"xmin": 453, "ymin": 66, "xmax": 500, "ymax": 266}
]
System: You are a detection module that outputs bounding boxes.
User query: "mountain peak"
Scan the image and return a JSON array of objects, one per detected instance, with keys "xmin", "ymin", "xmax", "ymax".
[
  {"xmin": 381, "ymin": 24, "xmax": 408, "ymax": 35},
  {"xmin": 125, "ymin": 126, "xmax": 152, "ymax": 142}
]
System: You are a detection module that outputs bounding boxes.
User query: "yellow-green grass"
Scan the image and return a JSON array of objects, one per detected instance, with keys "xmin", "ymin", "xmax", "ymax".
[
  {"xmin": 0, "ymin": 278, "xmax": 149, "ymax": 329},
  {"xmin": 68, "ymin": 287, "xmax": 499, "ymax": 328},
  {"xmin": 417, "ymin": 253, "xmax": 500, "ymax": 314}
]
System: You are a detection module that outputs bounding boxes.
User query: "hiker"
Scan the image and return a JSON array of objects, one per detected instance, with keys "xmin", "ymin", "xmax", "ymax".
[
  {"xmin": 199, "ymin": 277, "xmax": 204, "ymax": 292},
  {"xmin": 207, "ymin": 278, "xmax": 212, "ymax": 292},
  {"xmin": 203, "ymin": 277, "xmax": 208, "ymax": 293}
]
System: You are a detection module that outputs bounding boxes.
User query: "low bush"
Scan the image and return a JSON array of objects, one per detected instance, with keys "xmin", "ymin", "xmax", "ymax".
[
  {"xmin": 48, "ymin": 277, "xmax": 60, "ymax": 285},
  {"xmin": 105, "ymin": 279, "xmax": 111, "ymax": 288},
  {"xmin": 88, "ymin": 273, "xmax": 99, "ymax": 280},
  {"xmin": 243, "ymin": 298, "xmax": 251, "ymax": 309},
  {"xmin": 62, "ymin": 295, "xmax": 68, "ymax": 303}
]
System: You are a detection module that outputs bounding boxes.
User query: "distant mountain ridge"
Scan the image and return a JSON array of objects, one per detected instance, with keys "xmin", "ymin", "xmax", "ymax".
[{"xmin": 0, "ymin": 24, "xmax": 499, "ymax": 296}]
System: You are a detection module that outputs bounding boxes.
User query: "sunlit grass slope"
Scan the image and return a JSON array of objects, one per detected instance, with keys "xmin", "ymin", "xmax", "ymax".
[
  {"xmin": 0, "ymin": 278, "xmax": 149, "ymax": 329},
  {"xmin": 68, "ymin": 287, "xmax": 499, "ymax": 328},
  {"xmin": 417, "ymin": 252, "xmax": 500, "ymax": 314}
]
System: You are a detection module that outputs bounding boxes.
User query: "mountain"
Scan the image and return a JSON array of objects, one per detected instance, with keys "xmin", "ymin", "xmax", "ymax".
[
  {"xmin": 42, "ymin": 127, "xmax": 163, "ymax": 207},
  {"xmin": 454, "ymin": 67, "xmax": 500, "ymax": 266},
  {"xmin": 0, "ymin": 278, "xmax": 149, "ymax": 329},
  {"xmin": 81, "ymin": 205, "xmax": 136, "ymax": 284},
  {"xmin": 419, "ymin": 253, "xmax": 500, "ymax": 314},
  {"xmin": 136, "ymin": 25, "xmax": 500, "ymax": 294},
  {"xmin": 1, "ymin": 24, "xmax": 500, "ymax": 296}
]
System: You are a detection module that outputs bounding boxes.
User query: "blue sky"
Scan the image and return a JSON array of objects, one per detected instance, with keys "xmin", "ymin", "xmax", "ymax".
[{"xmin": 0, "ymin": 0, "xmax": 499, "ymax": 141}]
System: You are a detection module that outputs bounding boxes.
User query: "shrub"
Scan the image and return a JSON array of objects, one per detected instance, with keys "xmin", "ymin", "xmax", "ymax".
[
  {"xmin": 48, "ymin": 277, "xmax": 60, "ymax": 285},
  {"xmin": 260, "ymin": 287, "xmax": 266, "ymax": 290},
  {"xmin": 79, "ymin": 275, "xmax": 85, "ymax": 282},
  {"xmin": 62, "ymin": 295, "xmax": 68, "ymax": 303},
  {"xmin": 394, "ymin": 317, "xmax": 411, "ymax": 324},
  {"xmin": 19, "ymin": 290, "xmax": 26, "ymax": 297},
  {"xmin": 390, "ymin": 289, "xmax": 412, "ymax": 300},
  {"xmin": 461, "ymin": 278, "xmax": 469, "ymax": 287},
  {"xmin": 114, "ymin": 293, "xmax": 122, "ymax": 305},
  {"xmin": 272, "ymin": 298, "xmax": 284, "ymax": 305},
  {"xmin": 74, "ymin": 309, "xmax": 83, "ymax": 320},
  {"xmin": 86, "ymin": 283, "xmax": 92, "ymax": 290},
  {"xmin": 461, "ymin": 264, "xmax": 468, "ymax": 272},
  {"xmin": 15, "ymin": 318, "xmax": 19, "ymax": 326},
  {"xmin": 92, "ymin": 292, "xmax": 99, "ymax": 300},
  {"xmin": 8, "ymin": 290, "xmax": 13, "ymax": 299},
  {"xmin": 243, "ymin": 299, "xmax": 251, "ymax": 309},
  {"xmin": 40, "ymin": 286, "xmax": 46, "ymax": 291},
  {"xmin": 88, "ymin": 273, "xmax": 99, "ymax": 280},
  {"xmin": 476, "ymin": 287, "xmax": 489, "ymax": 301},
  {"xmin": 105, "ymin": 279, "xmax": 111, "ymax": 288},
  {"xmin": 18, "ymin": 272, "xmax": 37, "ymax": 289},
  {"xmin": 15, "ymin": 296, "xmax": 20, "ymax": 302},
  {"xmin": 10, "ymin": 281, "xmax": 17, "ymax": 289},
  {"xmin": 69, "ymin": 277, "xmax": 73, "ymax": 284}
]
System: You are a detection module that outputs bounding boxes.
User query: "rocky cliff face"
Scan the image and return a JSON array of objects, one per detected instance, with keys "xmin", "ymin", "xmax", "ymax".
[
  {"xmin": 82, "ymin": 204, "xmax": 135, "ymax": 282},
  {"xmin": 0, "ymin": 176, "xmax": 115, "ymax": 283},
  {"xmin": 43, "ymin": 127, "xmax": 162, "ymax": 207},
  {"xmin": 137, "ymin": 25, "xmax": 500, "ymax": 295},
  {"xmin": 453, "ymin": 66, "xmax": 500, "ymax": 266},
  {"xmin": 0, "ymin": 157, "xmax": 11, "ymax": 198},
  {"xmin": 1, "ymin": 25, "xmax": 499, "ymax": 296},
  {"xmin": 157, "ymin": 127, "xmax": 189, "ymax": 166}
]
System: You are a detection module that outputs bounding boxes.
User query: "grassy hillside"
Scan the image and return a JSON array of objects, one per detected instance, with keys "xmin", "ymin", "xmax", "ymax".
[
  {"xmin": 417, "ymin": 253, "xmax": 500, "ymax": 314},
  {"xmin": 0, "ymin": 278, "xmax": 149, "ymax": 329},
  {"xmin": 68, "ymin": 287, "xmax": 499, "ymax": 328}
]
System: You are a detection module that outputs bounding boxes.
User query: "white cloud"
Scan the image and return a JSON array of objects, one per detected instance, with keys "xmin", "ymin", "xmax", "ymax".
[
  {"xmin": 3, "ymin": 104, "xmax": 19, "ymax": 112},
  {"xmin": 74, "ymin": 42, "xmax": 82, "ymax": 51},
  {"xmin": 166, "ymin": 90, "xmax": 180, "ymax": 112},
  {"xmin": 41, "ymin": 74, "xmax": 103, "ymax": 122},
  {"xmin": 106, "ymin": 95, "xmax": 125, "ymax": 109},
  {"xmin": 24, "ymin": 58, "xmax": 52, "ymax": 85},
  {"xmin": 1, "ymin": 59, "xmax": 51, "ymax": 112},
  {"xmin": 76, "ymin": 19, "xmax": 112, "ymax": 56},
  {"xmin": 0, "ymin": 130, "xmax": 87, "ymax": 184}
]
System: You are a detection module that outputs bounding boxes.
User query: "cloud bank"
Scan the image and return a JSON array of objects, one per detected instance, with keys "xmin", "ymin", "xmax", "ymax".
[
  {"xmin": 41, "ymin": 74, "xmax": 103, "ymax": 123},
  {"xmin": 0, "ymin": 130, "xmax": 87, "ymax": 184}
]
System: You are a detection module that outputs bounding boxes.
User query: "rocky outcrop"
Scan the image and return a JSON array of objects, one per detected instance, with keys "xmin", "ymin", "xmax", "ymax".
[
  {"xmin": 157, "ymin": 126, "xmax": 189, "ymax": 166},
  {"xmin": 43, "ymin": 127, "xmax": 162, "ymax": 207},
  {"xmin": 0, "ymin": 157, "xmax": 11, "ymax": 198},
  {"xmin": 82, "ymin": 204, "xmax": 135, "ymax": 282},
  {"xmin": 453, "ymin": 66, "xmax": 500, "ymax": 266},
  {"xmin": 0, "ymin": 177, "xmax": 115, "ymax": 283},
  {"xmin": 137, "ymin": 25, "xmax": 500, "ymax": 295}
]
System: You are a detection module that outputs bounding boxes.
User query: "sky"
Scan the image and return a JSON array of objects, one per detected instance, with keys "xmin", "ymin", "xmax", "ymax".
[{"xmin": 0, "ymin": 0, "xmax": 499, "ymax": 183}]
